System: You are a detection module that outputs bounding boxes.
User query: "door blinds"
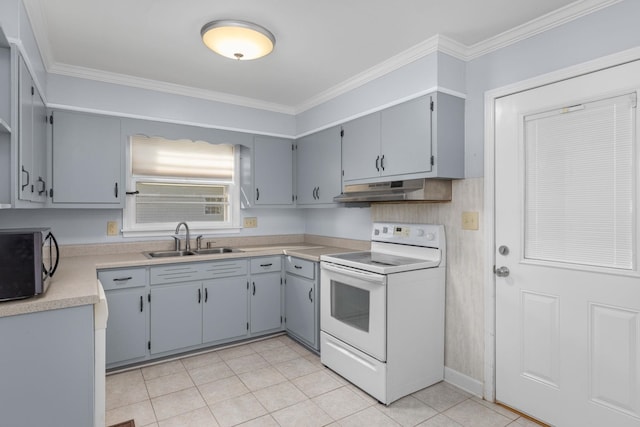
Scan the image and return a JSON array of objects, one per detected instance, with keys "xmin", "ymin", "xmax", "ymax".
[{"xmin": 523, "ymin": 93, "xmax": 636, "ymax": 270}]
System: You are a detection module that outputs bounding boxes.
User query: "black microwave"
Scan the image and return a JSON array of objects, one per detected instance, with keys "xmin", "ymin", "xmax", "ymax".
[{"xmin": 0, "ymin": 228, "xmax": 59, "ymax": 301}]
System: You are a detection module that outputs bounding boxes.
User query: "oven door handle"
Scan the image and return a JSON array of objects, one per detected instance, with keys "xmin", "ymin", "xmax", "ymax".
[{"xmin": 321, "ymin": 262, "xmax": 386, "ymax": 284}]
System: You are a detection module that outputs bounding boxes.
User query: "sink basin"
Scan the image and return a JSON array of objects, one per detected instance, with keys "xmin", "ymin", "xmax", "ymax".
[
  {"xmin": 144, "ymin": 250, "xmax": 197, "ymax": 258},
  {"xmin": 195, "ymin": 247, "xmax": 243, "ymax": 255}
]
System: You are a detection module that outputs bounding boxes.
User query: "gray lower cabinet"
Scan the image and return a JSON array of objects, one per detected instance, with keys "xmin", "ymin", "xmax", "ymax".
[
  {"xmin": 284, "ymin": 257, "xmax": 319, "ymax": 350},
  {"xmin": 203, "ymin": 276, "xmax": 248, "ymax": 343},
  {"xmin": 249, "ymin": 256, "xmax": 283, "ymax": 335},
  {"xmin": 150, "ymin": 281, "xmax": 203, "ymax": 354},
  {"xmin": 99, "ymin": 267, "xmax": 148, "ymax": 367},
  {"xmin": 0, "ymin": 305, "xmax": 94, "ymax": 426}
]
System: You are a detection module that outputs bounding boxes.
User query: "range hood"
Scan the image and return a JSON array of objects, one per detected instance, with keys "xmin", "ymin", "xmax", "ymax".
[{"xmin": 333, "ymin": 179, "xmax": 452, "ymax": 203}]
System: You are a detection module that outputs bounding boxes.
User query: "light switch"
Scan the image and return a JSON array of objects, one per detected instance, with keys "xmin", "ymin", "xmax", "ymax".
[
  {"xmin": 243, "ymin": 217, "xmax": 258, "ymax": 228},
  {"xmin": 461, "ymin": 211, "xmax": 479, "ymax": 230}
]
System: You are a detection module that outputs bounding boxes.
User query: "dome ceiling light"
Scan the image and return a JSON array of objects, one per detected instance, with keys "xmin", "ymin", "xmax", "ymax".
[{"xmin": 200, "ymin": 20, "xmax": 276, "ymax": 61}]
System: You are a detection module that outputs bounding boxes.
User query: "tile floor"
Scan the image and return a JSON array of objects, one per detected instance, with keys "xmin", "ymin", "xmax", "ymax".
[{"xmin": 106, "ymin": 335, "xmax": 541, "ymax": 427}]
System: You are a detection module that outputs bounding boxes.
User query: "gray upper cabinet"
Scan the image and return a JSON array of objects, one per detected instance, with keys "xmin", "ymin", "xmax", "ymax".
[
  {"xmin": 296, "ymin": 126, "xmax": 342, "ymax": 206},
  {"xmin": 51, "ymin": 110, "xmax": 122, "ymax": 206},
  {"xmin": 341, "ymin": 92, "xmax": 464, "ymax": 184},
  {"xmin": 18, "ymin": 54, "xmax": 47, "ymax": 203},
  {"xmin": 243, "ymin": 135, "xmax": 294, "ymax": 207}
]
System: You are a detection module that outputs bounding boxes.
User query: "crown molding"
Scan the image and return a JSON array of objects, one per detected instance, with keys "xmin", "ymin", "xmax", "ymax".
[
  {"xmin": 48, "ymin": 62, "xmax": 296, "ymax": 115},
  {"xmin": 464, "ymin": 0, "xmax": 623, "ymax": 60}
]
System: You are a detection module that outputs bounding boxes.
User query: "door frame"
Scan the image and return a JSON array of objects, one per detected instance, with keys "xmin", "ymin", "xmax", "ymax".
[{"xmin": 482, "ymin": 45, "xmax": 640, "ymax": 402}]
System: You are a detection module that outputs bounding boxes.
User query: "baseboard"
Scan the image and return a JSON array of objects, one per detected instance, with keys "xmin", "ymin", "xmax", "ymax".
[{"xmin": 444, "ymin": 366, "xmax": 484, "ymax": 398}]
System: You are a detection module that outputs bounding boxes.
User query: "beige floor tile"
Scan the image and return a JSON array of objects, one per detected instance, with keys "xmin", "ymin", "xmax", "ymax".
[
  {"xmin": 146, "ymin": 370, "xmax": 196, "ymax": 398},
  {"xmin": 209, "ymin": 392, "xmax": 268, "ymax": 427},
  {"xmin": 158, "ymin": 406, "xmax": 219, "ymax": 427},
  {"xmin": 253, "ymin": 381, "xmax": 308, "ymax": 412},
  {"xmin": 259, "ymin": 345, "xmax": 301, "ymax": 364},
  {"xmin": 292, "ymin": 370, "xmax": 343, "ymax": 398},
  {"xmin": 106, "ymin": 369, "xmax": 150, "ymax": 410},
  {"xmin": 443, "ymin": 400, "xmax": 513, "ymax": 427},
  {"xmin": 275, "ymin": 335, "xmax": 299, "ymax": 346},
  {"xmin": 345, "ymin": 384, "xmax": 379, "ymax": 405},
  {"xmin": 198, "ymin": 375, "xmax": 250, "ymax": 406},
  {"xmin": 236, "ymin": 414, "xmax": 280, "ymax": 427},
  {"xmin": 412, "ymin": 382, "xmax": 471, "ymax": 412},
  {"xmin": 338, "ymin": 406, "xmax": 401, "ymax": 426},
  {"xmin": 239, "ymin": 365, "xmax": 288, "ymax": 391},
  {"xmin": 217, "ymin": 344, "xmax": 257, "ymax": 361},
  {"xmin": 416, "ymin": 414, "xmax": 464, "ymax": 427},
  {"xmin": 287, "ymin": 341, "xmax": 316, "ymax": 357},
  {"xmin": 378, "ymin": 395, "xmax": 439, "ymax": 426},
  {"xmin": 249, "ymin": 336, "xmax": 288, "ymax": 353},
  {"xmin": 471, "ymin": 397, "xmax": 520, "ymax": 421},
  {"xmin": 181, "ymin": 350, "xmax": 223, "ymax": 370},
  {"xmin": 151, "ymin": 386, "xmax": 207, "ymax": 421},
  {"xmin": 274, "ymin": 355, "xmax": 321, "ymax": 379},
  {"xmin": 226, "ymin": 353, "xmax": 270, "ymax": 375},
  {"xmin": 106, "ymin": 399, "xmax": 157, "ymax": 427},
  {"xmin": 312, "ymin": 386, "xmax": 372, "ymax": 421},
  {"xmin": 187, "ymin": 360, "xmax": 235, "ymax": 386},
  {"xmin": 142, "ymin": 360, "xmax": 187, "ymax": 380},
  {"xmin": 271, "ymin": 399, "xmax": 333, "ymax": 427}
]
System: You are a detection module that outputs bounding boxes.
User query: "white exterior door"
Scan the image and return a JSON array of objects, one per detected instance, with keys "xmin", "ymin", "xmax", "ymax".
[{"xmin": 495, "ymin": 60, "xmax": 640, "ymax": 426}]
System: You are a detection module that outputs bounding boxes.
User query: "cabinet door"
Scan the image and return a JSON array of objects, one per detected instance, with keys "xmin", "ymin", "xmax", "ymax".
[
  {"xmin": 253, "ymin": 135, "xmax": 293, "ymax": 205},
  {"xmin": 250, "ymin": 272, "xmax": 282, "ymax": 334},
  {"xmin": 51, "ymin": 110, "xmax": 122, "ymax": 205},
  {"xmin": 380, "ymin": 95, "xmax": 432, "ymax": 177},
  {"xmin": 105, "ymin": 288, "xmax": 147, "ymax": 365},
  {"xmin": 202, "ymin": 277, "xmax": 248, "ymax": 343},
  {"xmin": 341, "ymin": 113, "xmax": 381, "ymax": 183},
  {"xmin": 150, "ymin": 282, "xmax": 202, "ymax": 354},
  {"xmin": 296, "ymin": 126, "xmax": 342, "ymax": 205},
  {"xmin": 31, "ymin": 87, "xmax": 47, "ymax": 202},
  {"xmin": 18, "ymin": 56, "xmax": 34, "ymax": 201},
  {"xmin": 285, "ymin": 273, "xmax": 316, "ymax": 347}
]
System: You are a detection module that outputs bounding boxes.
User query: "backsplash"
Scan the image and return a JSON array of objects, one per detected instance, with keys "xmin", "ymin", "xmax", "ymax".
[{"xmin": 372, "ymin": 177, "xmax": 484, "ymax": 383}]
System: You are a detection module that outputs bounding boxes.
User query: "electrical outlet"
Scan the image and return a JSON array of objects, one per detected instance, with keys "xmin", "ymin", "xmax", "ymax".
[
  {"xmin": 107, "ymin": 221, "xmax": 119, "ymax": 236},
  {"xmin": 461, "ymin": 211, "xmax": 479, "ymax": 230},
  {"xmin": 243, "ymin": 217, "xmax": 258, "ymax": 228}
]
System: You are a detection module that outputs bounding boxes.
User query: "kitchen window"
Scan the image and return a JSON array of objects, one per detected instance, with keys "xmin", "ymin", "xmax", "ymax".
[{"xmin": 123, "ymin": 135, "xmax": 240, "ymax": 236}]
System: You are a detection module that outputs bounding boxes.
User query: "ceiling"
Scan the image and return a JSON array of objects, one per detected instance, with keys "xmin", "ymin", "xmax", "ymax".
[{"xmin": 22, "ymin": 0, "xmax": 614, "ymax": 113}]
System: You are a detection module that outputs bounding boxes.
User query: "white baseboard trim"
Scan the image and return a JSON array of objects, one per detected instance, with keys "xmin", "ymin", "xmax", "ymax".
[{"xmin": 444, "ymin": 366, "xmax": 484, "ymax": 398}]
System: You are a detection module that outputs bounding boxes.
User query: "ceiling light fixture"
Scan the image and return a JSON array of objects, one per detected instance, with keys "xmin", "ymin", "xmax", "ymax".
[{"xmin": 200, "ymin": 20, "xmax": 276, "ymax": 61}]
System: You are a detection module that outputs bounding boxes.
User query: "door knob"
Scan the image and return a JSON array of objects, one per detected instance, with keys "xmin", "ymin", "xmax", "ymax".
[{"xmin": 494, "ymin": 266, "xmax": 510, "ymax": 277}]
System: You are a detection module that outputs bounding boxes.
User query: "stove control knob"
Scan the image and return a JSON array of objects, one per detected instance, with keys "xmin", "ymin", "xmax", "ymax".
[
  {"xmin": 416, "ymin": 229, "xmax": 425, "ymax": 237},
  {"xmin": 425, "ymin": 233, "xmax": 435, "ymax": 241}
]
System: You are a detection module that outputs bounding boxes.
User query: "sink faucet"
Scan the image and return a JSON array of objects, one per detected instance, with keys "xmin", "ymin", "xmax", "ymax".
[{"xmin": 175, "ymin": 222, "xmax": 191, "ymax": 251}]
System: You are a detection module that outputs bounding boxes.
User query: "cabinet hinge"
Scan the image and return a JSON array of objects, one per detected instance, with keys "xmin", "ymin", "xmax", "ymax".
[
  {"xmin": 48, "ymin": 188, "xmax": 53, "ymax": 198},
  {"xmin": 280, "ymin": 316, "xmax": 283, "ymax": 324},
  {"xmin": 284, "ymin": 316, "xmax": 287, "ymax": 323},
  {"xmin": 292, "ymin": 194, "xmax": 295, "ymax": 202},
  {"xmin": 280, "ymin": 277, "xmax": 283, "ymax": 285},
  {"xmin": 292, "ymin": 144, "xmax": 295, "ymax": 151},
  {"xmin": 431, "ymin": 155, "xmax": 435, "ymax": 166},
  {"xmin": 31, "ymin": 86, "xmax": 34, "ymax": 96},
  {"xmin": 246, "ymin": 322, "xmax": 249, "ymax": 330},
  {"xmin": 148, "ymin": 341, "xmax": 151, "ymax": 350},
  {"xmin": 246, "ymin": 281, "xmax": 249, "ymax": 290},
  {"xmin": 148, "ymin": 293, "xmax": 151, "ymax": 303},
  {"xmin": 49, "ymin": 114, "xmax": 53, "ymax": 125},
  {"xmin": 340, "ymin": 128, "xmax": 344, "ymax": 138},
  {"xmin": 430, "ymin": 100, "xmax": 434, "ymax": 111}
]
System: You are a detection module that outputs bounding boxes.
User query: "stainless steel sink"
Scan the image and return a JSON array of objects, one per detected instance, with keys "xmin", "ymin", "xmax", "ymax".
[
  {"xmin": 144, "ymin": 250, "xmax": 197, "ymax": 258},
  {"xmin": 195, "ymin": 247, "xmax": 243, "ymax": 255}
]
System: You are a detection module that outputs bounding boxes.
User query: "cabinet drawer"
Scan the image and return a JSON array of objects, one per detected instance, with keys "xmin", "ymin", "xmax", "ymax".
[
  {"xmin": 99, "ymin": 267, "xmax": 147, "ymax": 290},
  {"xmin": 150, "ymin": 263, "xmax": 203, "ymax": 285},
  {"xmin": 250, "ymin": 256, "xmax": 282, "ymax": 274},
  {"xmin": 284, "ymin": 256, "xmax": 315, "ymax": 280},
  {"xmin": 202, "ymin": 259, "xmax": 248, "ymax": 278}
]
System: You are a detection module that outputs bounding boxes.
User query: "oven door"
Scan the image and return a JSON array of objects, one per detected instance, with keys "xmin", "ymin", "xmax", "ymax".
[{"xmin": 320, "ymin": 261, "xmax": 387, "ymax": 361}]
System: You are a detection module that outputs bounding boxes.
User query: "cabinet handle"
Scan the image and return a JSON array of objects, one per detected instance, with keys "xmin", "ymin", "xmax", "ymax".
[
  {"xmin": 375, "ymin": 156, "xmax": 380, "ymax": 172},
  {"xmin": 37, "ymin": 177, "xmax": 46, "ymax": 195},
  {"xmin": 113, "ymin": 277, "xmax": 132, "ymax": 282},
  {"xmin": 316, "ymin": 187, "xmax": 319, "ymax": 199},
  {"xmin": 256, "ymin": 188, "xmax": 260, "ymax": 201},
  {"xmin": 308, "ymin": 288, "xmax": 313, "ymax": 302},
  {"xmin": 114, "ymin": 182, "xmax": 119, "ymax": 198},
  {"xmin": 260, "ymin": 263, "xmax": 273, "ymax": 267},
  {"xmin": 294, "ymin": 265, "xmax": 302, "ymax": 269},
  {"xmin": 198, "ymin": 288, "xmax": 202, "ymax": 304},
  {"xmin": 252, "ymin": 282, "xmax": 256, "ymax": 295},
  {"xmin": 205, "ymin": 287, "xmax": 208, "ymax": 303},
  {"xmin": 140, "ymin": 295, "xmax": 143, "ymax": 312},
  {"xmin": 21, "ymin": 166, "xmax": 30, "ymax": 191},
  {"xmin": 380, "ymin": 155, "xmax": 385, "ymax": 171}
]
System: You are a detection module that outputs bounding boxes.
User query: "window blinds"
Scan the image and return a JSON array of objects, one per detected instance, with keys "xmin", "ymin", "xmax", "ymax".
[{"xmin": 524, "ymin": 93, "xmax": 636, "ymax": 270}]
